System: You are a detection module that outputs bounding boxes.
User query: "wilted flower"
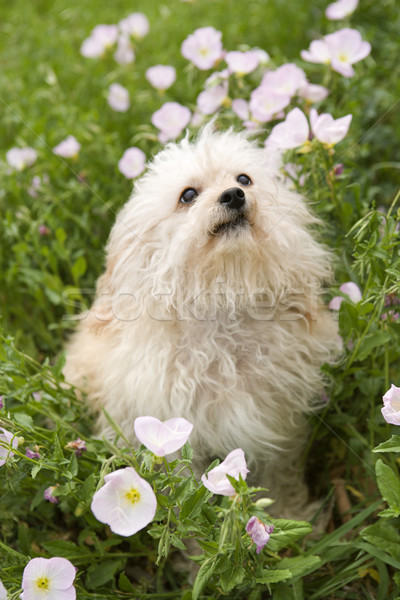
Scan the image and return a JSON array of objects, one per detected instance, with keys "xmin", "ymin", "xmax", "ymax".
[
  {"xmin": 225, "ymin": 50, "xmax": 259, "ymax": 75},
  {"xmin": 310, "ymin": 108, "xmax": 352, "ymax": 145},
  {"xmin": 6, "ymin": 147, "xmax": 37, "ymax": 171},
  {"xmin": 197, "ymin": 82, "xmax": 229, "ymax": 115},
  {"xmin": 118, "ymin": 147, "xmax": 146, "ymax": 179},
  {"xmin": 91, "ymin": 467, "xmax": 157, "ymax": 536},
  {"xmin": 44, "ymin": 485, "xmax": 60, "ymax": 504},
  {"xmin": 114, "ymin": 34, "xmax": 135, "ymax": 64},
  {"xmin": 25, "ymin": 447, "xmax": 41, "ymax": 460},
  {"xmin": 53, "ymin": 135, "xmax": 81, "ymax": 158},
  {"xmin": 299, "ymin": 82, "xmax": 329, "ymax": 103},
  {"xmin": 246, "ymin": 517, "xmax": 274, "ymax": 553},
  {"xmin": 21, "ymin": 557, "xmax": 76, "ymax": 600},
  {"xmin": 65, "ymin": 438, "xmax": 87, "ymax": 457},
  {"xmin": 249, "ymin": 87, "xmax": 290, "ymax": 123},
  {"xmin": 119, "ymin": 13, "xmax": 150, "ymax": 39},
  {"xmin": 0, "ymin": 580, "xmax": 7, "ymax": 600},
  {"xmin": 134, "ymin": 416, "xmax": 193, "ymax": 456},
  {"xmin": 326, "ymin": 0, "xmax": 359, "ymax": 20},
  {"xmin": 107, "ymin": 83, "xmax": 130, "ymax": 112},
  {"xmin": 261, "ymin": 63, "xmax": 307, "ymax": 97},
  {"xmin": 201, "ymin": 448, "xmax": 249, "ymax": 496},
  {"xmin": 329, "ymin": 281, "xmax": 362, "ymax": 310},
  {"xmin": 0, "ymin": 428, "xmax": 18, "ymax": 466},
  {"xmin": 151, "ymin": 102, "xmax": 191, "ymax": 143},
  {"xmin": 181, "ymin": 26, "xmax": 224, "ymax": 70},
  {"xmin": 146, "ymin": 65, "xmax": 176, "ymax": 91},
  {"xmin": 381, "ymin": 385, "xmax": 400, "ymax": 426},
  {"xmin": 266, "ymin": 108, "xmax": 310, "ymax": 149}
]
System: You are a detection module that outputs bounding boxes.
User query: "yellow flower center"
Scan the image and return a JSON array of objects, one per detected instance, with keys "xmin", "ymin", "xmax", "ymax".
[
  {"xmin": 338, "ymin": 53, "xmax": 349, "ymax": 63},
  {"xmin": 125, "ymin": 487, "xmax": 141, "ymax": 504},
  {"xmin": 200, "ymin": 47, "xmax": 210, "ymax": 57},
  {"xmin": 35, "ymin": 577, "xmax": 50, "ymax": 591}
]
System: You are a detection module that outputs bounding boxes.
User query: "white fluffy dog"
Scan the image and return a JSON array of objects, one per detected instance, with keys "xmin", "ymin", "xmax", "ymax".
[{"xmin": 64, "ymin": 127, "xmax": 338, "ymax": 520}]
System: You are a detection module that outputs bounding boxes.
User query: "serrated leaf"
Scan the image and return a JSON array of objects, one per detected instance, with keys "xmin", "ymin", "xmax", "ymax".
[
  {"xmin": 31, "ymin": 463, "xmax": 42, "ymax": 479},
  {"xmin": 376, "ymin": 459, "xmax": 400, "ymax": 512},
  {"xmin": 181, "ymin": 442, "xmax": 193, "ymax": 461}
]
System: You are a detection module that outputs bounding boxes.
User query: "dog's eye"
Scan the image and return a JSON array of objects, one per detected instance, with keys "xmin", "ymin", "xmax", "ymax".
[
  {"xmin": 180, "ymin": 188, "xmax": 198, "ymax": 204},
  {"xmin": 237, "ymin": 174, "xmax": 252, "ymax": 186}
]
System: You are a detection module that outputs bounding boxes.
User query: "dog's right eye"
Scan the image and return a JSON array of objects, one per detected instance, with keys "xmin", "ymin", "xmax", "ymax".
[{"xmin": 179, "ymin": 188, "xmax": 198, "ymax": 204}]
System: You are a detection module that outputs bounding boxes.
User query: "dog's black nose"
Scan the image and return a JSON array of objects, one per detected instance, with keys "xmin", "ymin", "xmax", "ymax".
[{"xmin": 218, "ymin": 187, "xmax": 246, "ymax": 210}]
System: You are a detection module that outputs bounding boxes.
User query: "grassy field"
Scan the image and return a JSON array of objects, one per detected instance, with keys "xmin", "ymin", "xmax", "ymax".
[{"xmin": 1, "ymin": 0, "xmax": 400, "ymax": 598}]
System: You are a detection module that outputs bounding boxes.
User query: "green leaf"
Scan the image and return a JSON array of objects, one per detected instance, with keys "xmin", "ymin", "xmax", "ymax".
[
  {"xmin": 180, "ymin": 485, "xmax": 212, "ymax": 521},
  {"xmin": 255, "ymin": 569, "xmax": 292, "ymax": 584},
  {"xmin": 376, "ymin": 459, "xmax": 400, "ymax": 512},
  {"xmin": 268, "ymin": 519, "xmax": 312, "ymax": 551},
  {"xmin": 181, "ymin": 442, "xmax": 194, "ymax": 461},
  {"xmin": 277, "ymin": 555, "xmax": 322, "ymax": 580},
  {"xmin": 72, "ymin": 256, "xmax": 87, "ymax": 281},
  {"xmin": 42, "ymin": 540, "xmax": 81, "ymax": 557},
  {"xmin": 14, "ymin": 412, "xmax": 34, "ymax": 430},
  {"xmin": 192, "ymin": 557, "xmax": 216, "ymax": 600},
  {"xmin": 118, "ymin": 572, "xmax": 135, "ymax": 593},
  {"xmin": 361, "ymin": 522, "xmax": 400, "ymax": 562},
  {"xmin": 220, "ymin": 564, "xmax": 245, "ymax": 592},
  {"xmin": 86, "ymin": 559, "xmax": 125, "ymax": 589},
  {"xmin": 373, "ymin": 435, "xmax": 400, "ymax": 453},
  {"xmin": 354, "ymin": 332, "xmax": 392, "ymax": 362}
]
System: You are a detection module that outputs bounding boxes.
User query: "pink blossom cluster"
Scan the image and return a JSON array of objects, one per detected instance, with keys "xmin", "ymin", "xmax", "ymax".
[{"xmin": 80, "ymin": 13, "xmax": 149, "ymax": 64}]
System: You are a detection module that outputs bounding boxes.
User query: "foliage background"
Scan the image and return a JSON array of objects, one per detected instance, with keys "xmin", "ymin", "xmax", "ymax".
[{"xmin": 0, "ymin": 0, "xmax": 400, "ymax": 598}]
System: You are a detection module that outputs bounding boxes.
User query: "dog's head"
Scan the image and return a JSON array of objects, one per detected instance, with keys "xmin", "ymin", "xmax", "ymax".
[{"xmin": 99, "ymin": 127, "xmax": 332, "ymax": 318}]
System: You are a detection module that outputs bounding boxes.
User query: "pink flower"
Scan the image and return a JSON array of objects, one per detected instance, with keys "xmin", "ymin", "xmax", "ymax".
[
  {"xmin": 44, "ymin": 486, "xmax": 60, "ymax": 504},
  {"xmin": 232, "ymin": 98, "xmax": 250, "ymax": 121},
  {"xmin": 266, "ymin": 108, "xmax": 310, "ymax": 149},
  {"xmin": 145, "ymin": 65, "xmax": 176, "ymax": 91},
  {"xmin": 246, "ymin": 517, "xmax": 274, "ymax": 553},
  {"xmin": 21, "ymin": 557, "xmax": 76, "ymax": 600},
  {"xmin": 91, "ymin": 467, "xmax": 157, "ymax": 536},
  {"xmin": 201, "ymin": 449, "xmax": 249, "ymax": 496},
  {"xmin": 119, "ymin": 13, "xmax": 150, "ymax": 39},
  {"xmin": 225, "ymin": 50, "xmax": 259, "ymax": 75},
  {"xmin": 0, "ymin": 397, "xmax": 4, "ymax": 410},
  {"xmin": 181, "ymin": 27, "xmax": 224, "ymax": 70},
  {"xmin": 197, "ymin": 82, "xmax": 228, "ymax": 115},
  {"xmin": 53, "ymin": 136, "xmax": 81, "ymax": 158},
  {"xmin": 299, "ymin": 82, "xmax": 329, "ymax": 103},
  {"xmin": 134, "ymin": 416, "xmax": 193, "ymax": 456},
  {"xmin": 26, "ymin": 447, "xmax": 41, "ymax": 460},
  {"xmin": 151, "ymin": 102, "xmax": 191, "ymax": 143},
  {"xmin": 326, "ymin": 0, "xmax": 359, "ymax": 20},
  {"xmin": 301, "ymin": 39, "xmax": 331, "ymax": 65},
  {"xmin": 249, "ymin": 87, "xmax": 291, "ymax": 123},
  {"xmin": 80, "ymin": 24, "xmax": 118, "ymax": 58},
  {"xmin": 0, "ymin": 580, "xmax": 7, "ymax": 600},
  {"xmin": 114, "ymin": 35, "xmax": 135, "ymax": 64},
  {"xmin": 107, "ymin": 83, "xmax": 130, "ymax": 112},
  {"xmin": 6, "ymin": 147, "xmax": 37, "ymax": 171},
  {"xmin": 381, "ymin": 385, "xmax": 400, "ymax": 426},
  {"xmin": 0, "ymin": 428, "xmax": 18, "ymax": 466},
  {"xmin": 118, "ymin": 147, "xmax": 146, "ymax": 179},
  {"xmin": 325, "ymin": 28, "xmax": 371, "ymax": 77},
  {"xmin": 261, "ymin": 63, "xmax": 307, "ymax": 97},
  {"xmin": 310, "ymin": 108, "xmax": 352, "ymax": 145},
  {"xmin": 329, "ymin": 281, "xmax": 362, "ymax": 310},
  {"xmin": 65, "ymin": 438, "xmax": 87, "ymax": 457}
]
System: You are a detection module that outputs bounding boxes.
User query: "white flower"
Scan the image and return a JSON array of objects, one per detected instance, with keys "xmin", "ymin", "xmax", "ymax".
[
  {"xmin": 225, "ymin": 50, "xmax": 260, "ymax": 75},
  {"xmin": 145, "ymin": 65, "xmax": 176, "ymax": 91},
  {"xmin": 381, "ymin": 385, "xmax": 400, "ymax": 426},
  {"xmin": 114, "ymin": 35, "xmax": 135, "ymax": 65},
  {"xmin": 80, "ymin": 24, "xmax": 119, "ymax": 58},
  {"xmin": 197, "ymin": 82, "xmax": 228, "ymax": 115},
  {"xmin": 0, "ymin": 428, "xmax": 18, "ymax": 466},
  {"xmin": 0, "ymin": 579, "xmax": 7, "ymax": 600},
  {"xmin": 261, "ymin": 63, "xmax": 307, "ymax": 97},
  {"xmin": 151, "ymin": 102, "xmax": 191, "ymax": 143},
  {"xmin": 310, "ymin": 108, "xmax": 352, "ymax": 144},
  {"xmin": 266, "ymin": 108, "xmax": 310, "ymax": 149},
  {"xmin": 119, "ymin": 13, "xmax": 150, "ymax": 39},
  {"xmin": 21, "ymin": 557, "xmax": 76, "ymax": 600},
  {"xmin": 201, "ymin": 449, "xmax": 249, "ymax": 496},
  {"xmin": 299, "ymin": 82, "xmax": 329, "ymax": 103},
  {"xmin": 118, "ymin": 147, "xmax": 146, "ymax": 179},
  {"xmin": 249, "ymin": 87, "xmax": 291, "ymax": 122},
  {"xmin": 91, "ymin": 467, "xmax": 157, "ymax": 536},
  {"xmin": 134, "ymin": 416, "xmax": 193, "ymax": 456},
  {"xmin": 326, "ymin": 0, "xmax": 359, "ymax": 20},
  {"xmin": 181, "ymin": 26, "xmax": 224, "ymax": 70},
  {"xmin": 107, "ymin": 83, "xmax": 130, "ymax": 112},
  {"xmin": 53, "ymin": 136, "xmax": 81, "ymax": 158},
  {"xmin": 6, "ymin": 147, "xmax": 37, "ymax": 171}
]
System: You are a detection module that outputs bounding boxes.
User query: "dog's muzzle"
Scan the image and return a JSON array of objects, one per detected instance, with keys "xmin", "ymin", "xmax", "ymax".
[
  {"xmin": 212, "ymin": 187, "xmax": 249, "ymax": 236},
  {"xmin": 218, "ymin": 187, "xmax": 246, "ymax": 211}
]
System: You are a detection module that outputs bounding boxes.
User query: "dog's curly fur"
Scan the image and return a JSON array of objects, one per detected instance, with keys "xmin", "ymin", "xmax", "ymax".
[{"xmin": 64, "ymin": 127, "xmax": 338, "ymax": 520}]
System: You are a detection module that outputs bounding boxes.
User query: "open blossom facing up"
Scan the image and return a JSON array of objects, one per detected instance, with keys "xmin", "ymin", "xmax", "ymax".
[
  {"xmin": 80, "ymin": 24, "xmax": 119, "ymax": 58},
  {"xmin": 197, "ymin": 82, "xmax": 229, "ymax": 115},
  {"xmin": 225, "ymin": 50, "xmax": 259, "ymax": 75},
  {"xmin": 261, "ymin": 63, "xmax": 307, "ymax": 98},
  {"xmin": 266, "ymin": 108, "xmax": 310, "ymax": 149},
  {"xmin": 134, "ymin": 416, "xmax": 193, "ymax": 456},
  {"xmin": 249, "ymin": 87, "xmax": 290, "ymax": 123},
  {"xmin": 107, "ymin": 83, "xmax": 130, "ymax": 112},
  {"xmin": 329, "ymin": 281, "xmax": 362, "ymax": 310},
  {"xmin": 301, "ymin": 28, "xmax": 371, "ymax": 77},
  {"xmin": 201, "ymin": 448, "xmax": 249, "ymax": 496},
  {"xmin": 381, "ymin": 385, "xmax": 400, "ymax": 426},
  {"xmin": 21, "ymin": 557, "xmax": 76, "ymax": 600},
  {"xmin": 53, "ymin": 136, "xmax": 81, "ymax": 158},
  {"xmin": 151, "ymin": 102, "xmax": 191, "ymax": 143},
  {"xmin": 119, "ymin": 13, "xmax": 150, "ymax": 39},
  {"xmin": 146, "ymin": 65, "xmax": 176, "ymax": 91},
  {"xmin": 326, "ymin": 0, "xmax": 359, "ymax": 20},
  {"xmin": 91, "ymin": 467, "xmax": 157, "ymax": 536},
  {"xmin": 6, "ymin": 147, "xmax": 37, "ymax": 171},
  {"xmin": 246, "ymin": 517, "xmax": 274, "ymax": 553},
  {"xmin": 0, "ymin": 428, "xmax": 18, "ymax": 466},
  {"xmin": 310, "ymin": 108, "xmax": 352, "ymax": 145},
  {"xmin": 118, "ymin": 147, "xmax": 146, "ymax": 179},
  {"xmin": 181, "ymin": 27, "xmax": 224, "ymax": 70}
]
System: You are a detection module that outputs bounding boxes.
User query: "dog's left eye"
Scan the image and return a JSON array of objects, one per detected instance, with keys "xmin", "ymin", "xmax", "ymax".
[
  {"xmin": 237, "ymin": 174, "xmax": 252, "ymax": 186},
  {"xmin": 180, "ymin": 188, "xmax": 198, "ymax": 204}
]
